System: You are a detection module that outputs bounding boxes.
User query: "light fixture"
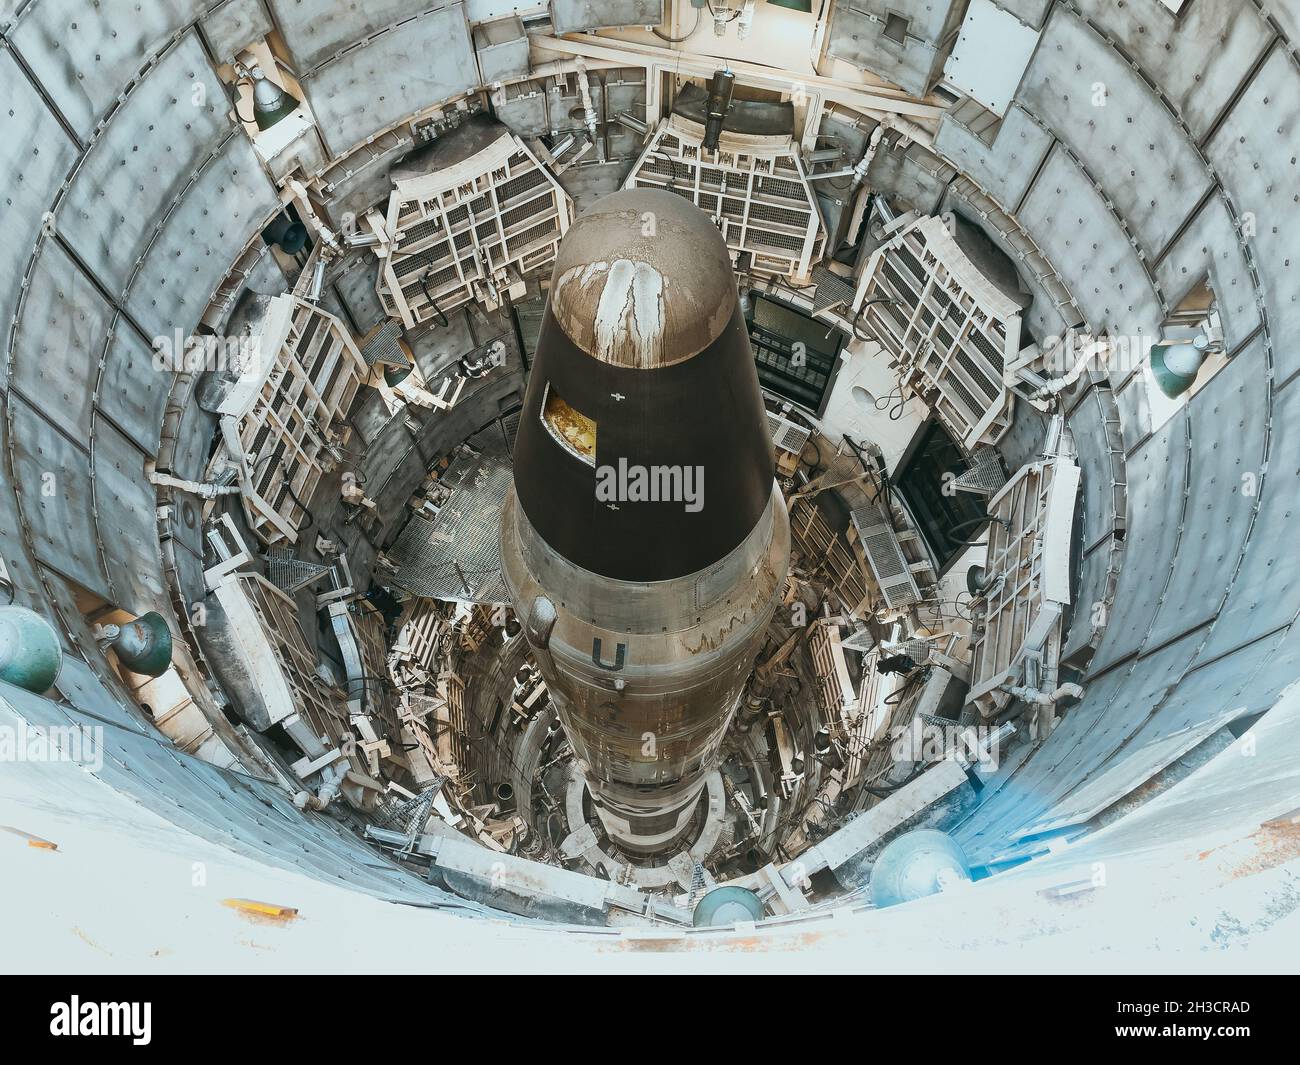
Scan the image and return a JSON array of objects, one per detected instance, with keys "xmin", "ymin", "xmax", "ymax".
[
  {"xmin": 869, "ymin": 829, "xmax": 971, "ymax": 908},
  {"xmin": 101, "ymin": 612, "xmax": 173, "ymax": 677},
  {"xmin": 251, "ymin": 68, "xmax": 300, "ymax": 131},
  {"xmin": 702, "ymin": 68, "xmax": 735, "ymax": 151},
  {"xmin": 1150, "ymin": 334, "xmax": 1211, "ymax": 398},
  {"xmin": 262, "ymin": 213, "xmax": 308, "ymax": 255},
  {"xmin": 0, "ymin": 605, "xmax": 62, "ymax": 693},
  {"xmin": 384, "ymin": 363, "xmax": 413, "ymax": 387},
  {"xmin": 767, "ymin": 0, "xmax": 813, "ymax": 10},
  {"xmin": 966, "ymin": 564, "xmax": 992, "ymax": 597},
  {"xmin": 692, "ymin": 885, "xmax": 765, "ymax": 927}
]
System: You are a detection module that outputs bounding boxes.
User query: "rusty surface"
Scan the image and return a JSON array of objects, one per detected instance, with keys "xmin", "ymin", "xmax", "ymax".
[{"xmin": 548, "ymin": 190, "xmax": 736, "ymax": 369}]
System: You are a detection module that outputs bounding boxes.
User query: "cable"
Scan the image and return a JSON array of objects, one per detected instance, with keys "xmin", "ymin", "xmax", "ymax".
[
  {"xmin": 844, "ymin": 432, "xmax": 893, "ymax": 512},
  {"xmin": 279, "ymin": 461, "xmax": 315, "ymax": 530},
  {"xmin": 944, "ymin": 513, "xmax": 1011, "ymax": 550},
  {"xmin": 881, "ymin": 666, "xmax": 926, "ymax": 706},
  {"xmin": 653, "ymin": 6, "xmax": 702, "ymax": 42},
  {"xmin": 704, "ymin": 0, "xmax": 743, "ymax": 20},
  {"xmin": 849, "ymin": 295, "xmax": 903, "ymax": 343},
  {"xmin": 419, "ymin": 275, "xmax": 450, "ymax": 327},
  {"xmin": 874, "ymin": 378, "xmax": 911, "ymax": 421}
]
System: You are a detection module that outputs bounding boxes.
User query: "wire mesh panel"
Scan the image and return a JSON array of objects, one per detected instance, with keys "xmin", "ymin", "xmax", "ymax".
[
  {"xmin": 810, "ymin": 619, "xmax": 858, "ymax": 727},
  {"xmin": 385, "ymin": 444, "xmax": 512, "ymax": 603},
  {"xmin": 854, "ymin": 215, "xmax": 1018, "ymax": 450},
  {"xmin": 850, "ymin": 502, "xmax": 922, "ymax": 611},
  {"xmin": 218, "ymin": 295, "xmax": 367, "ymax": 546},
  {"xmin": 966, "ymin": 456, "xmax": 1081, "ymax": 719},
  {"xmin": 790, "ymin": 496, "xmax": 871, "ymax": 618},
  {"xmin": 374, "ymin": 119, "xmax": 571, "ymax": 327},
  {"xmin": 624, "ymin": 117, "xmax": 824, "ymax": 280},
  {"xmin": 208, "ymin": 571, "xmax": 381, "ymax": 808}
]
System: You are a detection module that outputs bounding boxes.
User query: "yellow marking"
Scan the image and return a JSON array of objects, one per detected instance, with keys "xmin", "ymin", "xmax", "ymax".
[
  {"xmin": 1, "ymin": 825, "xmax": 58, "ymax": 850},
  {"xmin": 222, "ymin": 898, "xmax": 299, "ymax": 922}
]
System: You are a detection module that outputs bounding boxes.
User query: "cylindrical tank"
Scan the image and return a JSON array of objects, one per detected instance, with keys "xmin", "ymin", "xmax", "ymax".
[{"xmin": 501, "ymin": 189, "xmax": 789, "ymax": 855}]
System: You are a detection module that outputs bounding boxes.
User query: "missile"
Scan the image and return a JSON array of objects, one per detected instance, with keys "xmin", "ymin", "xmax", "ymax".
[{"xmin": 500, "ymin": 189, "xmax": 790, "ymax": 855}]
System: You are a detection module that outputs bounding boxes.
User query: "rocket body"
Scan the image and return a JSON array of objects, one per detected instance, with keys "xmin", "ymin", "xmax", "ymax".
[{"xmin": 501, "ymin": 190, "xmax": 789, "ymax": 854}]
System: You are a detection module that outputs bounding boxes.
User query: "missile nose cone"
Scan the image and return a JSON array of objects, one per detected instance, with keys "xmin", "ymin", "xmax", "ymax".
[
  {"xmin": 511, "ymin": 190, "xmax": 773, "ymax": 583},
  {"xmin": 549, "ymin": 189, "xmax": 738, "ymax": 370}
]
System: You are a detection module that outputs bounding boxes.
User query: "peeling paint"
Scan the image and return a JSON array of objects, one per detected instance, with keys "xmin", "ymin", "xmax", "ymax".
[{"xmin": 557, "ymin": 258, "xmax": 668, "ymax": 369}]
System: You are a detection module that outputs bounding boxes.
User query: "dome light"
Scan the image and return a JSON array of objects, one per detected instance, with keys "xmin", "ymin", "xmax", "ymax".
[
  {"xmin": 102, "ymin": 612, "xmax": 173, "ymax": 677},
  {"xmin": 1149, "ymin": 335, "xmax": 1210, "ymax": 398},
  {"xmin": 251, "ymin": 69, "xmax": 300, "ymax": 131},
  {"xmin": 0, "ymin": 606, "xmax": 62, "ymax": 693}
]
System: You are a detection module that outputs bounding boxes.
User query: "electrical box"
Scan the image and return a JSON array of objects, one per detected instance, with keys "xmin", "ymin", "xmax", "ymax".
[{"xmin": 474, "ymin": 15, "xmax": 530, "ymax": 85}]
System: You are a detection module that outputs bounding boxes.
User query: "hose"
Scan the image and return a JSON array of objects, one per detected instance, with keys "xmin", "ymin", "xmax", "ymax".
[{"xmin": 653, "ymin": 6, "xmax": 703, "ymax": 42}]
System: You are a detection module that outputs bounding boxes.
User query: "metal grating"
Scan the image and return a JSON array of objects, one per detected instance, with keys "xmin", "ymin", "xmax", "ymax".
[
  {"xmin": 217, "ymin": 295, "xmax": 367, "ymax": 546},
  {"xmin": 766, "ymin": 411, "xmax": 812, "ymax": 455},
  {"xmin": 359, "ymin": 319, "xmax": 411, "ymax": 368},
  {"xmin": 841, "ymin": 624, "xmax": 876, "ymax": 653},
  {"xmin": 850, "ymin": 502, "xmax": 922, "ymax": 611},
  {"xmin": 853, "ymin": 216, "xmax": 1018, "ymax": 451},
  {"xmin": 811, "ymin": 264, "xmax": 856, "ymax": 315},
  {"xmin": 951, "ymin": 445, "xmax": 1007, "ymax": 495},
  {"xmin": 265, "ymin": 546, "xmax": 333, "ymax": 593},
  {"xmin": 625, "ymin": 115, "xmax": 824, "ymax": 280},
  {"xmin": 966, "ymin": 455, "xmax": 1081, "ymax": 721},
  {"xmin": 386, "ymin": 444, "xmax": 512, "ymax": 603},
  {"xmin": 375, "ymin": 122, "xmax": 571, "ymax": 327}
]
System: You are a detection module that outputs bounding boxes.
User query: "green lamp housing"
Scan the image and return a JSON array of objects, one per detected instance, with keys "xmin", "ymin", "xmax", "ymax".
[
  {"xmin": 252, "ymin": 70, "xmax": 300, "ymax": 131},
  {"xmin": 384, "ymin": 363, "xmax": 413, "ymax": 387},
  {"xmin": 767, "ymin": 0, "xmax": 813, "ymax": 10},
  {"xmin": 1149, "ymin": 337, "xmax": 1209, "ymax": 399},
  {"xmin": 106, "ymin": 612, "xmax": 173, "ymax": 678},
  {"xmin": 0, "ymin": 606, "xmax": 63, "ymax": 693}
]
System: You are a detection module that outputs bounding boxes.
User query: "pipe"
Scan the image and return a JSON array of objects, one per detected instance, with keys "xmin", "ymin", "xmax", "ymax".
[
  {"xmin": 547, "ymin": 76, "xmax": 564, "ymax": 136},
  {"xmin": 824, "ymin": 103, "xmax": 935, "ymax": 149},
  {"xmin": 148, "ymin": 472, "xmax": 241, "ymax": 499},
  {"xmin": 307, "ymin": 258, "xmax": 327, "ymax": 302},
  {"xmin": 1000, "ymin": 682, "xmax": 1085, "ymax": 706},
  {"xmin": 575, "ymin": 61, "xmax": 602, "ymax": 161},
  {"xmin": 614, "ymin": 110, "xmax": 649, "ymax": 135},
  {"xmin": 809, "ymin": 125, "xmax": 884, "ymax": 185},
  {"xmin": 293, "ymin": 760, "xmax": 347, "ymax": 811},
  {"xmin": 595, "ymin": 71, "xmax": 610, "ymax": 164}
]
